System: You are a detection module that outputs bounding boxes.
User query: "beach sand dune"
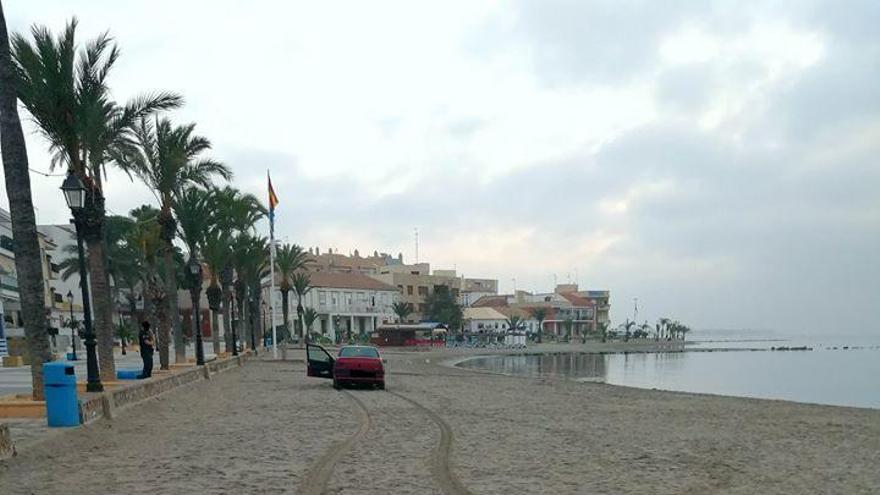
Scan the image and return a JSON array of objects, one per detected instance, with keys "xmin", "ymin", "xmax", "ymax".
[{"xmin": 1, "ymin": 350, "xmax": 878, "ymax": 494}]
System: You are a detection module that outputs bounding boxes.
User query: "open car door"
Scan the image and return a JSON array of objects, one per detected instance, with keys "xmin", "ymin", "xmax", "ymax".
[{"xmin": 306, "ymin": 343, "xmax": 335, "ymax": 379}]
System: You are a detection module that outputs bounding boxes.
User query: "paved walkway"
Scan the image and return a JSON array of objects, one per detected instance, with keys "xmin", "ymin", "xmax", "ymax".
[{"xmin": 0, "ymin": 345, "xmax": 219, "ymax": 396}]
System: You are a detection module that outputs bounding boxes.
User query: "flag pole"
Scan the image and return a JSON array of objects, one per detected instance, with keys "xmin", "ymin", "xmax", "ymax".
[{"xmin": 269, "ymin": 170, "xmax": 278, "ymax": 359}]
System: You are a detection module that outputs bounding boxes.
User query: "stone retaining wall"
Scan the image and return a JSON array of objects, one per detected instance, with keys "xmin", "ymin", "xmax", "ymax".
[{"xmin": 79, "ymin": 352, "xmax": 251, "ymax": 425}]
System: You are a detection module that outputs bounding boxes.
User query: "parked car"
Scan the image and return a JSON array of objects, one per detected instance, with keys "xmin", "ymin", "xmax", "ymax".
[{"xmin": 306, "ymin": 344, "xmax": 385, "ymax": 390}]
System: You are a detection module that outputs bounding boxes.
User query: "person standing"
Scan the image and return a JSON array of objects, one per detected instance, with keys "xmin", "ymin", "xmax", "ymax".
[{"xmin": 137, "ymin": 321, "xmax": 155, "ymax": 379}]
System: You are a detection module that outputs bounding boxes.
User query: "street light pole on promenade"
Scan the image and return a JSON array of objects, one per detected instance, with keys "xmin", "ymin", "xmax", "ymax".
[
  {"xmin": 60, "ymin": 173, "xmax": 102, "ymax": 392},
  {"xmin": 188, "ymin": 256, "xmax": 205, "ymax": 366},
  {"xmin": 66, "ymin": 290, "xmax": 77, "ymax": 361},
  {"xmin": 229, "ymin": 293, "xmax": 238, "ymax": 356}
]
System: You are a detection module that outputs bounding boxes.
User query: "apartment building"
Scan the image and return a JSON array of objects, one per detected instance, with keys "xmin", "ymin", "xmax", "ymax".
[
  {"xmin": 306, "ymin": 247, "xmax": 404, "ymax": 275},
  {"xmin": 369, "ymin": 263, "xmax": 462, "ymax": 322}
]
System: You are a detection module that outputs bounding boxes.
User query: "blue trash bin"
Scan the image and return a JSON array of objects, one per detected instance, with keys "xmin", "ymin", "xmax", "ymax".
[{"xmin": 43, "ymin": 361, "xmax": 80, "ymax": 427}]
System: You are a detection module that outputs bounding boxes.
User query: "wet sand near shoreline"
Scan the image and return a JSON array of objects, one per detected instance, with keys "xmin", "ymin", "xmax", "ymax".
[{"xmin": 2, "ymin": 346, "xmax": 879, "ymax": 494}]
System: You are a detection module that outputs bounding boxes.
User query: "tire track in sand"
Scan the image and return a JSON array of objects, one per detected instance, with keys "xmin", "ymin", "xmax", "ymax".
[
  {"xmin": 386, "ymin": 390, "xmax": 473, "ymax": 495},
  {"xmin": 298, "ymin": 390, "xmax": 372, "ymax": 495}
]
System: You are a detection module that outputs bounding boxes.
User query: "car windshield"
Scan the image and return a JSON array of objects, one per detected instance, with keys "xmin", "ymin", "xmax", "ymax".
[{"xmin": 338, "ymin": 347, "xmax": 380, "ymax": 358}]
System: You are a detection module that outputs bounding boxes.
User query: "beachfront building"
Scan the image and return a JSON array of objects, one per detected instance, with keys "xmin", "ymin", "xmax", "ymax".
[
  {"xmin": 472, "ymin": 284, "xmax": 611, "ymax": 339},
  {"xmin": 1, "ymin": 212, "xmax": 71, "ymax": 357},
  {"xmin": 306, "ymin": 247, "xmax": 404, "ymax": 275},
  {"xmin": 266, "ymin": 271, "xmax": 400, "ymax": 342},
  {"xmin": 462, "ymin": 307, "xmax": 509, "ymax": 335},
  {"xmin": 369, "ymin": 263, "xmax": 462, "ymax": 323},
  {"xmin": 459, "ymin": 277, "xmax": 499, "ymax": 307}
]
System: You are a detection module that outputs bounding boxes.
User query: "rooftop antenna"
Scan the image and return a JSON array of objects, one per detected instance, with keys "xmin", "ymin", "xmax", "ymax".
[
  {"xmin": 512, "ymin": 278, "xmax": 517, "ymax": 293},
  {"xmin": 414, "ymin": 227, "xmax": 419, "ymax": 264}
]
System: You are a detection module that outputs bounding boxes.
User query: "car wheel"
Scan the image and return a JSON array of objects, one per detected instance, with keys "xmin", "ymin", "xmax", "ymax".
[{"xmin": 377, "ymin": 382, "xmax": 385, "ymax": 390}]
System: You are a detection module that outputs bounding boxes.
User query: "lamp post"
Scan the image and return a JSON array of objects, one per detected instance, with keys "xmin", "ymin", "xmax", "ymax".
[
  {"xmin": 187, "ymin": 256, "xmax": 205, "ymax": 366},
  {"xmin": 261, "ymin": 300, "xmax": 267, "ymax": 347},
  {"xmin": 249, "ymin": 295, "xmax": 258, "ymax": 354},
  {"xmin": 66, "ymin": 290, "xmax": 77, "ymax": 361},
  {"xmin": 229, "ymin": 292, "xmax": 238, "ymax": 356},
  {"xmin": 60, "ymin": 173, "xmax": 102, "ymax": 392}
]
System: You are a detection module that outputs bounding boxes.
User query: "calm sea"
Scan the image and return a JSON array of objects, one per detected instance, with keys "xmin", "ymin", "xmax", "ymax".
[{"xmin": 457, "ymin": 331, "xmax": 880, "ymax": 409}]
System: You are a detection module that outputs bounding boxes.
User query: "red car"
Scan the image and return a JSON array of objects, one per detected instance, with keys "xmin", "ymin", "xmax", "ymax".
[{"xmin": 307, "ymin": 344, "xmax": 385, "ymax": 390}]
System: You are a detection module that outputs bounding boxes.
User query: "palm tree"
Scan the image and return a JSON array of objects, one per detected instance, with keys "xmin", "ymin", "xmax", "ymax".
[
  {"xmin": 506, "ymin": 315, "xmax": 523, "ymax": 335},
  {"xmin": 122, "ymin": 116, "xmax": 230, "ymax": 363},
  {"xmin": 202, "ymin": 230, "xmax": 228, "ymax": 355},
  {"xmin": 129, "ymin": 205, "xmax": 169, "ymax": 368},
  {"xmin": 274, "ymin": 244, "xmax": 311, "ymax": 344},
  {"xmin": 207, "ymin": 187, "xmax": 264, "ymax": 353},
  {"xmin": 0, "ymin": 2, "xmax": 52, "ymax": 400},
  {"xmin": 233, "ymin": 235, "xmax": 268, "ymax": 352},
  {"xmin": 303, "ymin": 307, "xmax": 319, "ymax": 340},
  {"xmin": 598, "ymin": 321, "xmax": 609, "ymax": 343},
  {"xmin": 392, "ymin": 301, "xmax": 412, "ymax": 323},
  {"xmin": 291, "ymin": 272, "xmax": 312, "ymax": 345},
  {"xmin": 529, "ymin": 307, "xmax": 547, "ymax": 343},
  {"xmin": 623, "ymin": 320, "xmax": 636, "ymax": 342},
  {"xmin": 11, "ymin": 19, "xmax": 182, "ymax": 380},
  {"xmin": 174, "ymin": 186, "xmax": 215, "ymax": 356}
]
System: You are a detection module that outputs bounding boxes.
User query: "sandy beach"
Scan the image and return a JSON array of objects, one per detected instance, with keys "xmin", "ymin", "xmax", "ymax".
[{"xmin": 2, "ymin": 345, "xmax": 879, "ymax": 494}]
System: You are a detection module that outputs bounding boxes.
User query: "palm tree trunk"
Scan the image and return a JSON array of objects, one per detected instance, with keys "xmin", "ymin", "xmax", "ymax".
[
  {"xmin": 211, "ymin": 309, "xmax": 220, "ymax": 355},
  {"xmin": 128, "ymin": 295, "xmax": 139, "ymax": 350},
  {"xmin": 222, "ymin": 286, "xmax": 232, "ymax": 353},
  {"xmin": 149, "ymin": 279, "xmax": 170, "ymax": 369},
  {"xmin": 281, "ymin": 290, "xmax": 290, "ymax": 343},
  {"xmin": 85, "ymin": 233, "xmax": 116, "ymax": 382},
  {"xmin": 164, "ymin": 247, "xmax": 185, "ymax": 363},
  {"xmin": 0, "ymin": 4, "xmax": 52, "ymax": 399}
]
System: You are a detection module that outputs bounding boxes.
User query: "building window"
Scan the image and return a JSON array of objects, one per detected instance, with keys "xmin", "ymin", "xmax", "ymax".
[
  {"xmin": 345, "ymin": 292, "xmax": 352, "ymax": 305},
  {"xmin": 418, "ymin": 303, "xmax": 426, "ymax": 313},
  {"xmin": 53, "ymin": 292, "xmax": 63, "ymax": 303},
  {"xmin": 331, "ymin": 293, "xmax": 337, "ymax": 306},
  {"xmin": 407, "ymin": 285, "xmax": 414, "ymax": 295},
  {"xmin": 418, "ymin": 286, "xmax": 428, "ymax": 296},
  {"xmin": 319, "ymin": 291, "xmax": 327, "ymax": 305}
]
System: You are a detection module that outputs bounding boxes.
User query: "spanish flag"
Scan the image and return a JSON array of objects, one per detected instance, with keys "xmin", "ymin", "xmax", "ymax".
[{"xmin": 268, "ymin": 172, "xmax": 280, "ymax": 212}]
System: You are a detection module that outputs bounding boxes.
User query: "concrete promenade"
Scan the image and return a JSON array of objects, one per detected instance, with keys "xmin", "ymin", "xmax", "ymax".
[{"xmin": 0, "ymin": 345, "xmax": 215, "ymax": 396}]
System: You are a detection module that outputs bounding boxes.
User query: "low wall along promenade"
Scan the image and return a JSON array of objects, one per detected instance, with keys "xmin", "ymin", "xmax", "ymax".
[{"xmin": 79, "ymin": 352, "xmax": 251, "ymax": 424}]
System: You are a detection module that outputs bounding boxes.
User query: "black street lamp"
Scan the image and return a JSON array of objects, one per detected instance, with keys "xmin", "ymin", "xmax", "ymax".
[
  {"xmin": 66, "ymin": 290, "xmax": 77, "ymax": 361},
  {"xmin": 249, "ymin": 295, "xmax": 258, "ymax": 354},
  {"xmin": 60, "ymin": 173, "xmax": 102, "ymax": 392},
  {"xmin": 187, "ymin": 256, "xmax": 205, "ymax": 366},
  {"xmin": 261, "ymin": 300, "xmax": 268, "ymax": 348},
  {"xmin": 229, "ymin": 291, "xmax": 238, "ymax": 356}
]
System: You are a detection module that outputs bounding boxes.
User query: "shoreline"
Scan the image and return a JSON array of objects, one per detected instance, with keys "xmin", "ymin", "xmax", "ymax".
[{"xmin": 444, "ymin": 344, "xmax": 880, "ymax": 411}]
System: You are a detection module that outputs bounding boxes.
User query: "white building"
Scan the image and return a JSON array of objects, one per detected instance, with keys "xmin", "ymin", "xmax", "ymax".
[
  {"xmin": 267, "ymin": 271, "xmax": 400, "ymax": 342},
  {"xmin": 462, "ymin": 307, "xmax": 509, "ymax": 335}
]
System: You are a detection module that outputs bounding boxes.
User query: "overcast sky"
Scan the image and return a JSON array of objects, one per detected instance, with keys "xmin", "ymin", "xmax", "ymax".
[{"xmin": 3, "ymin": 1, "xmax": 878, "ymax": 335}]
